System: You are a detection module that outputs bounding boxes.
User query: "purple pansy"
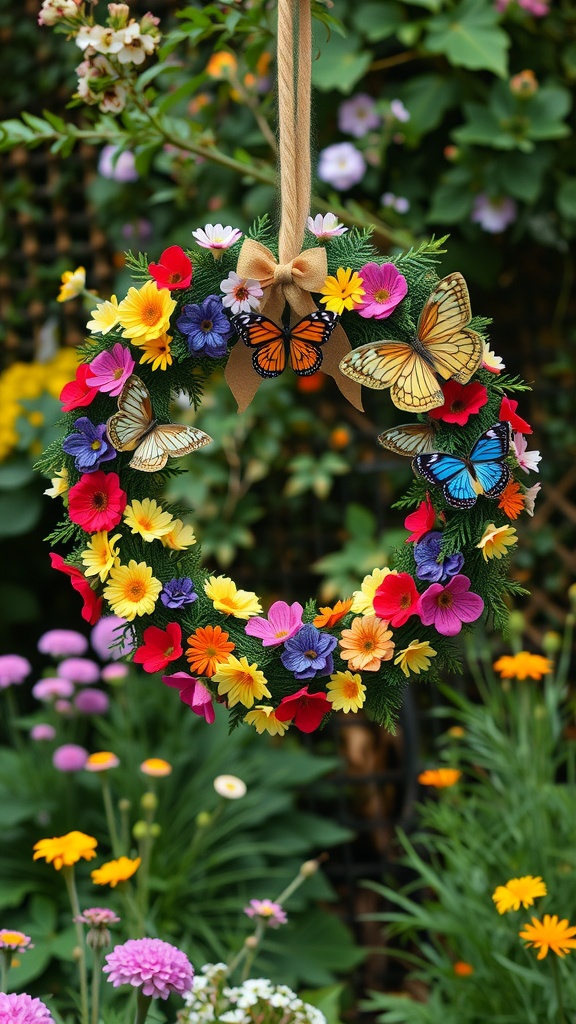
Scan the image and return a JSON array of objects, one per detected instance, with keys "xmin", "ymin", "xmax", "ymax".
[
  {"xmin": 62, "ymin": 417, "xmax": 116, "ymax": 474},
  {"xmin": 414, "ymin": 531, "xmax": 465, "ymax": 584},
  {"xmin": 280, "ymin": 624, "xmax": 338, "ymax": 680},
  {"xmin": 160, "ymin": 578, "xmax": 198, "ymax": 609},
  {"xmin": 176, "ymin": 294, "xmax": 232, "ymax": 357}
]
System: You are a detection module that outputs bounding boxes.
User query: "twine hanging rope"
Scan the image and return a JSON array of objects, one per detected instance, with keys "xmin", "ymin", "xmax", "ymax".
[{"xmin": 224, "ymin": 0, "xmax": 363, "ymax": 412}]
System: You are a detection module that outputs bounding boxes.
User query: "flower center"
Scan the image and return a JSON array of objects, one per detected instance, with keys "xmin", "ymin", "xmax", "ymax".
[
  {"xmin": 91, "ymin": 490, "xmax": 108, "ymax": 510},
  {"xmin": 438, "ymin": 592, "xmax": 454, "ymax": 609},
  {"xmin": 127, "ymin": 580, "xmax": 146, "ymax": 601},
  {"xmin": 374, "ymin": 288, "xmax": 390, "ymax": 303},
  {"xmin": 305, "ymin": 649, "xmax": 318, "ymax": 660},
  {"xmin": 362, "ymin": 638, "xmax": 375, "ymax": 652},
  {"xmin": 168, "ymin": 272, "xmax": 182, "ymax": 284},
  {"xmin": 164, "ymin": 645, "xmax": 174, "ymax": 657},
  {"xmin": 219, "ymin": 596, "xmax": 237, "ymax": 610},
  {"xmin": 400, "ymin": 593, "xmax": 412, "ymax": 609},
  {"xmin": 142, "ymin": 304, "xmax": 160, "ymax": 324},
  {"xmin": 91, "ymin": 440, "xmax": 102, "ymax": 451},
  {"xmin": 238, "ymin": 672, "xmax": 255, "ymax": 686},
  {"xmin": 274, "ymin": 629, "xmax": 288, "ymax": 638},
  {"xmin": 343, "ymin": 681, "xmax": 358, "ymax": 698},
  {"xmin": 201, "ymin": 319, "xmax": 214, "ymax": 333},
  {"xmin": 205, "ymin": 645, "xmax": 217, "ymax": 658},
  {"xmin": 450, "ymin": 400, "xmax": 465, "ymax": 412},
  {"xmin": 138, "ymin": 516, "xmax": 153, "ymax": 532},
  {"xmin": 235, "ymin": 286, "xmax": 249, "ymax": 301},
  {"xmin": 113, "ymin": 367, "xmax": 124, "ymax": 379}
]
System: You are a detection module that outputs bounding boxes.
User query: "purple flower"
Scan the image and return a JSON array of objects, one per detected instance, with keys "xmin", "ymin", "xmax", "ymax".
[
  {"xmin": 176, "ymin": 294, "xmax": 232, "ymax": 357},
  {"xmin": 244, "ymin": 898, "xmax": 287, "ymax": 927},
  {"xmin": 162, "ymin": 672, "xmax": 216, "ymax": 724},
  {"xmin": 317, "ymin": 142, "xmax": 366, "ymax": 191},
  {"xmin": 0, "ymin": 992, "xmax": 55, "ymax": 1023},
  {"xmin": 354, "ymin": 262, "xmax": 408, "ymax": 320},
  {"xmin": 245, "ymin": 601, "xmax": 304, "ymax": 648},
  {"xmin": 62, "ymin": 417, "xmax": 116, "ymax": 474},
  {"xmin": 86, "ymin": 344, "xmax": 135, "ymax": 397},
  {"xmin": 32, "ymin": 677, "xmax": 74, "ymax": 701},
  {"xmin": 160, "ymin": 577, "xmax": 198, "ymax": 609},
  {"xmin": 76, "ymin": 907, "xmax": 120, "ymax": 950},
  {"xmin": 414, "ymin": 532, "xmax": 465, "ymax": 584},
  {"xmin": 381, "ymin": 192, "xmax": 410, "ymax": 214},
  {"xmin": 0, "ymin": 654, "xmax": 31, "ymax": 688},
  {"xmin": 91, "ymin": 616, "xmax": 133, "ymax": 660},
  {"xmin": 338, "ymin": 93, "xmax": 380, "ymax": 138},
  {"xmin": 30, "ymin": 723, "xmax": 56, "ymax": 741},
  {"xmin": 280, "ymin": 624, "xmax": 337, "ymax": 680},
  {"xmin": 471, "ymin": 194, "xmax": 517, "ymax": 234},
  {"xmin": 52, "ymin": 743, "xmax": 89, "ymax": 772},
  {"xmin": 101, "ymin": 663, "xmax": 129, "ymax": 682},
  {"xmin": 57, "ymin": 657, "xmax": 100, "ymax": 685},
  {"xmin": 38, "ymin": 629, "xmax": 88, "ymax": 657},
  {"xmin": 103, "ymin": 937, "xmax": 194, "ymax": 999},
  {"xmin": 390, "ymin": 98, "xmax": 410, "ymax": 123},
  {"xmin": 55, "ymin": 699, "xmax": 73, "ymax": 716},
  {"xmin": 98, "ymin": 145, "xmax": 139, "ymax": 182},
  {"xmin": 74, "ymin": 688, "xmax": 110, "ymax": 715},
  {"xmin": 418, "ymin": 574, "xmax": 484, "ymax": 637}
]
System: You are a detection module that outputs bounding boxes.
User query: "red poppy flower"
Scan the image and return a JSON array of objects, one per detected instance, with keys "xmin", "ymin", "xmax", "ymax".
[
  {"xmin": 373, "ymin": 572, "xmax": 420, "ymax": 627},
  {"xmin": 68, "ymin": 471, "xmax": 127, "ymax": 533},
  {"xmin": 60, "ymin": 363, "xmax": 98, "ymax": 412},
  {"xmin": 428, "ymin": 380, "xmax": 488, "ymax": 426},
  {"xmin": 275, "ymin": 686, "xmax": 332, "ymax": 733},
  {"xmin": 50, "ymin": 552, "xmax": 102, "ymax": 625},
  {"xmin": 404, "ymin": 494, "xmax": 435, "ymax": 543},
  {"xmin": 133, "ymin": 623, "xmax": 183, "ymax": 673},
  {"xmin": 148, "ymin": 246, "xmax": 193, "ymax": 291},
  {"xmin": 499, "ymin": 396, "xmax": 532, "ymax": 434}
]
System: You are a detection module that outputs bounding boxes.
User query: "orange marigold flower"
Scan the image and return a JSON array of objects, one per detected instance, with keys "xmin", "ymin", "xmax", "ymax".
[
  {"xmin": 497, "ymin": 479, "xmax": 525, "ymax": 519},
  {"xmin": 339, "ymin": 615, "xmax": 395, "ymax": 672},
  {"xmin": 492, "ymin": 875, "xmax": 547, "ymax": 914},
  {"xmin": 186, "ymin": 624, "xmax": 235, "ymax": 677},
  {"xmin": 313, "ymin": 598, "xmax": 353, "ymax": 629},
  {"xmin": 418, "ymin": 768, "xmax": 461, "ymax": 788},
  {"xmin": 519, "ymin": 914, "xmax": 576, "ymax": 960},
  {"xmin": 493, "ymin": 651, "xmax": 553, "ymax": 681},
  {"xmin": 91, "ymin": 856, "xmax": 141, "ymax": 888},
  {"xmin": 453, "ymin": 961, "xmax": 474, "ymax": 977},
  {"xmin": 33, "ymin": 831, "xmax": 98, "ymax": 870}
]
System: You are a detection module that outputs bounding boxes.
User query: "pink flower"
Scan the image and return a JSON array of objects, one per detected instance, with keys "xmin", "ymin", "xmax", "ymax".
[
  {"xmin": 0, "ymin": 992, "xmax": 55, "ymax": 1023},
  {"xmin": 0, "ymin": 654, "xmax": 31, "ymax": 688},
  {"xmin": 338, "ymin": 93, "xmax": 380, "ymax": 138},
  {"xmin": 52, "ymin": 744, "xmax": 89, "ymax": 772},
  {"xmin": 148, "ymin": 246, "xmax": 193, "ymax": 291},
  {"xmin": 32, "ymin": 677, "xmax": 74, "ymax": 701},
  {"xmin": 220, "ymin": 271, "xmax": 263, "ymax": 314},
  {"xmin": 86, "ymin": 344, "xmax": 135, "ymax": 397},
  {"xmin": 513, "ymin": 432, "xmax": 541, "ymax": 473},
  {"xmin": 162, "ymin": 672, "xmax": 215, "ymax": 723},
  {"xmin": 244, "ymin": 898, "xmax": 287, "ymax": 927},
  {"xmin": 192, "ymin": 223, "xmax": 242, "ymax": 253},
  {"xmin": 60, "ymin": 363, "xmax": 98, "ymax": 412},
  {"xmin": 306, "ymin": 213, "xmax": 347, "ymax": 240},
  {"xmin": 101, "ymin": 663, "xmax": 129, "ymax": 681},
  {"xmin": 471, "ymin": 194, "xmax": 517, "ymax": 233},
  {"xmin": 405, "ymin": 494, "xmax": 436, "ymax": 543},
  {"xmin": 74, "ymin": 688, "xmax": 110, "ymax": 715},
  {"xmin": 30, "ymin": 724, "xmax": 56, "ymax": 741},
  {"xmin": 317, "ymin": 142, "xmax": 366, "ymax": 191},
  {"xmin": 244, "ymin": 600, "xmax": 304, "ymax": 647},
  {"xmin": 103, "ymin": 937, "xmax": 194, "ymax": 999},
  {"xmin": 38, "ymin": 630, "xmax": 88, "ymax": 657},
  {"xmin": 428, "ymin": 380, "xmax": 489, "ymax": 426},
  {"xmin": 57, "ymin": 657, "xmax": 100, "ymax": 684},
  {"xmin": 418, "ymin": 574, "xmax": 484, "ymax": 637},
  {"xmin": 133, "ymin": 623, "xmax": 183, "ymax": 674},
  {"xmin": 499, "ymin": 396, "xmax": 532, "ymax": 434},
  {"xmin": 354, "ymin": 263, "xmax": 407, "ymax": 320},
  {"xmin": 91, "ymin": 615, "xmax": 133, "ymax": 661}
]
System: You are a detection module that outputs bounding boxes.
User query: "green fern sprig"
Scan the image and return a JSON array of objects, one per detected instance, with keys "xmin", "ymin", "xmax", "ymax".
[{"xmin": 124, "ymin": 251, "xmax": 151, "ymax": 280}]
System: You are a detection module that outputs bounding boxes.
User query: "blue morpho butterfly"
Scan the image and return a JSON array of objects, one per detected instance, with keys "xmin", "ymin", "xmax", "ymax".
[{"xmin": 412, "ymin": 421, "xmax": 511, "ymax": 509}]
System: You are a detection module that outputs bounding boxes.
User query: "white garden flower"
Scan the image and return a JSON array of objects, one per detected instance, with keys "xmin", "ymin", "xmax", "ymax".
[
  {"xmin": 317, "ymin": 142, "xmax": 366, "ymax": 191},
  {"xmin": 220, "ymin": 273, "xmax": 262, "ymax": 315},
  {"xmin": 192, "ymin": 224, "xmax": 243, "ymax": 253},
  {"xmin": 306, "ymin": 213, "xmax": 347, "ymax": 240}
]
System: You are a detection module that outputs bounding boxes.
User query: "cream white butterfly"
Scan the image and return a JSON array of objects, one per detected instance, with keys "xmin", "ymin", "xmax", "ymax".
[{"xmin": 107, "ymin": 375, "xmax": 212, "ymax": 473}]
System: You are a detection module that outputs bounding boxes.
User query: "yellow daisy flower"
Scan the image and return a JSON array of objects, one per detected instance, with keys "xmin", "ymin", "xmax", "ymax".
[
  {"xmin": 476, "ymin": 522, "xmax": 517, "ymax": 561},
  {"xmin": 81, "ymin": 531, "xmax": 122, "ymax": 582},
  {"xmin": 33, "ymin": 831, "xmax": 98, "ymax": 870},
  {"xmin": 519, "ymin": 914, "xmax": 576, "ymax": 960},
  {"xmin": 492, "ymin": 876, "xmax": 547, "ymax": 914},
  {"xmin": 124, "ymin": 498, "xmax": 173, "ymax": 542},
  {"xmin": 244, "ymin": 705, "xmax": 290, "ymax": 736},
  {"xmin": 212, "ymin": 655, "xmax": 270, "ymax": 708},
  {"xmin": 91, "ymin": 856, "xmax": 141, "ymax": 888},
  {"xmin": 104, "ymin": 560, "xmax": 163, "ymax": 621},
  {"xmin": 137, "ymin": 332, "xmax": 173, "ymax": 371},
  {"xmin": 319, "ymin": 267, "xmax": 365, "ymax": 315},
  {"xmin": 161, "ymin": 519, "xmax": 197, "ymax": 550},
  {"xmin": 86, "ymin": 295, "xmax": 119, "ymax": 335},
  {"xmin": 327, "ymin": 671, "xmax": 366, "ymax": 713},
  {"xmin": 57, "ymin": 266, "xmax": 86, "ymax": 303},
  {"xmin": 394, "ymin": 639, "xmax": 437, "ymax": 678},
  {"xmin": 204, "ymin": 575, "xmax": 262, "ymax": 619},
  {"xmin": 351, "ymin": 567, "xmax": 397, "ymax": 615},
  {"xmin": 44, "ymin": 466, "xmax": 69, "ymax": 500},
  {"xmin": 116, "ymin": 280, "xmax": 176, "ymax": 343}
]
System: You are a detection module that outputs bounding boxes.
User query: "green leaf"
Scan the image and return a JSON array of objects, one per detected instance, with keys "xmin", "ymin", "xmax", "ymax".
[
  {"xmin": 424, "ymin": 0, "xmax": 509, "ymax": 77},
  {"xmin": 427, "ymin": 182, "xmax": 474, "ymax": 224},
  {"xmin": 0, "ymin": 487, "xmax": 42, "ymax": 537},
  {"xmin": 352, "ymin": 2, "xmax": 404, "ymax": 42},
  {"xmin": 492, "ymin": 148, "xmax": 553, "ymax": 202},
  {"xmin": 0, "ymin": 460, "xmax": 35, "ymax": 489},
  {"xmin": 453, "ymin": 104, "xmax": 520, "ymax": 150},
  {"xmin": 311, "ymin": 33, "xmax": 372, "ymax": 94},
  {"xmin": 396, "ymin": 75, "xmax": 458, "ymax": 143},
  {"xmin": 557, "ymin": 178, "xmax": 576, "ymax": 221}
]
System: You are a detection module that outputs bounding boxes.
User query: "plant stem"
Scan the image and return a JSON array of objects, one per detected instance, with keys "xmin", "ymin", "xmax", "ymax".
[
  {"xmin": 0, "ymin": 950, "xmax": 11, "ymax": 993},
  {"xmin": 134, "ymin": 989, "xmax": 152, "ymax": 1024},
  {"xmin": 91, "ymin": 948, "xmax": 101, "ymax": 1024},
  {"xmin": 550, "ymin": 954, "xmax": 568, "ymax": 1024},
  {"xmin": 100, "ymin": 775, "xmax": 122, "ymax": 858},
  {"xmin": 63, "ymin": 866, "xmax": 89, "ymax": 1024}
]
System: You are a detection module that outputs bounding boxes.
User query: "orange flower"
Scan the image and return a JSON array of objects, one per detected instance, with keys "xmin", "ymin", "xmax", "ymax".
[
  {"xmin": 313, "ymin": 598, "xmax": 353, "ymax": 628},
  {"xmin": 453, "ymin": 961, "xmax": 474, "ymax": 977},
  {"xmin": 206, "ymin": 51, "xmax": 237, "ymax": 79},
  {"xmin": 519, "ymin": 914, "xmax": 576, "ymax": 960},
  {"xmin": 339, "ymin": 615, "xmax": 394, "ymax": 672},
  {"xmin": 498, "ymin": 480, "xmax": 524, "ymax": 519},
  {"xmin": 493, "ymin": 651, "xmax": 553, "ymax": 681},
  {"xmin": 418, "ymin": 768, "xmax": 461, "ymax": 788},
  {"xmin": 186, "ymin": 624, "xmax": 235, "ymax": 677}
]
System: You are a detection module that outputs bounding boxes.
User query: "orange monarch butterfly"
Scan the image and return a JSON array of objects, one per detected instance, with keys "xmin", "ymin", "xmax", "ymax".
[{"xmin": 231, "ymin": 310, "xmax": 338, "ymax": 378}]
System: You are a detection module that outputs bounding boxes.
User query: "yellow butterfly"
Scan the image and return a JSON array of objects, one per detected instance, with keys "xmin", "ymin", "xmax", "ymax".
[
  {"xmin": 377, "ymin": 421, "xmax": 438, "ymax": 458},
  {"xmin": 107, "ymin": 375, "xmax": 212, "ymax": 473},
  {"xmin": 339, "ymin": 272, "xmax": 483, "ymax": 412}
]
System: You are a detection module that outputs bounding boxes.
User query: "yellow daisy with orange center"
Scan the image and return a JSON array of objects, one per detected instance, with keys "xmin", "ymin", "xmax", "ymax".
[
  {"xmin": 116, "ymin": 280, "xmax": 176, "ymax": 343},
  {"xmin": 212, "ymin": 654, "xmax": 270, "ymax": 708}
]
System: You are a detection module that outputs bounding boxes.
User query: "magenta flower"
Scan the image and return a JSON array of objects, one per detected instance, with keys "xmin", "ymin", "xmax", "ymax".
[
  {"xmin": 38, "ymin": 629, "xmax": 88, "ymax": 657},
  {"xmin": 74, "ymin": 688, "xmax": 110, "ymax": 715},
  {"xmin": 30, "ymin": 723, "xmax": 56, "ymax": 741},
  {"xmin": 32, "ymin": 677, "xmax": 74, "ymax": 701},
  {"xmin": 354, "ymin": 263, "xmax": 408, "ymax": 320},
  {"xmin": 57, "ymin": 657, "xmax": 100, "ymax": 685},
  {"xmin": 0, "ymin": 992, "xmax": 55, "ymax": 1023},
  {"xmin": 244, "ymin": 898, "xmax": 288, "ymax": 927},
  {"xmin": 418, "ymin": 574, "xmax": 484, "ymax": 637},
  {"xmin": 244, "ymin": 600, "xmax": 304, "ymax": 647},
  {"xmin": 103, "ymin": 937, "xmax": 194, "ymax": 999},
  {"xmin": 0, "ymin": 654, "xmax": 31, "ymax": 688},
  {"xmin": 52, "ymin": 744, "xmax": 89, "ymax": 772},
  {"xmin": 86, "ymin": 343, "xmax": 135, "ymax": 397},
  {"xmin": 162, "ymin": 672, "xmax": 216, "ymax": 723}
]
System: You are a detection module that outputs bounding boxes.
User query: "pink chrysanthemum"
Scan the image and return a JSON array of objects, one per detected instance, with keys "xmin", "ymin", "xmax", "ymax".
[
  {"xmin": 0, "ymin": 992, "xmax": 55, "ymax": 1023},
  {"xmin": 103, "ymin": 937, "xmax": 194, "ymax": 999}
]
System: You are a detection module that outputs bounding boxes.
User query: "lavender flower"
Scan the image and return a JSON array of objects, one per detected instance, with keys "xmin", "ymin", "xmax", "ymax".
[
  {"xmin": 32, "ymin": 677, "xmax": 74, "ymax": 701},
  {"xmin": 160, "ymin": 577, "xmax": 198, "ymax": 609},
  {"xmin": 76, "ymin": 907, "xmax": 120, "ymax": 949},
  {"xmin": 91, "ymin": 615, "xmax": 133, "ymax": 661},
  {"xmin": 38, "ymin": 630, "xmax": 88, "ymax": 657},
  {"xmin": 98, "ymin": 145, "xmax": 139, "ymax": 181},
  {"xmin": 57, "ymin": 657, "xmax": 100, "ymax": 684},
  {"xmin": 414, "ymin": 532, "xmax": 465, "ymax": 583},
  {"xmin": 317, "ymin": 142, "xmax": 366, "ymax": 191},
  {"xmin": 52, "ymin": 744, "xmax": 89, "ymax": 772},
  {"xmin": 62, "ymin": 417, "xmax": 116, "ymax": 474},
  {"xmin": 244, "ymin": 898, "xmax": 287, "ymax": 927},
  {"xmin": 471, "ymin": 194, "xmax": 517, "ymax": 233},
  {"xmin": 30, "ymin": 723, "xmax": 56, "ymax": 741},
  {"xmin": 177, "ymin": 295, "xmax": 232, "ymax": 357},
  {"xmin": 74, "ymin": 688, "xmax": 110, "ymax": 715},
  {"xmin": 280, "ymin": 625, "xmax": 337, "ymax": 680},
  {"xmin": 103, "ymin": 937, "xmax": 194, "ymax": 999},
  {"xmin": 338, "ymin": 93, "xmax": 380, "ymax": 138},
  {"xmin": 0, "ymin": 654, "xmax": 31, "ymax": 688}
]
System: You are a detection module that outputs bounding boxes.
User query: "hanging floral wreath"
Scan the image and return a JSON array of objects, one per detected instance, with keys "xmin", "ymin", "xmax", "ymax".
[{"xmin": 38, "ymin": 215, "xmax": 540, "ymax": 735}]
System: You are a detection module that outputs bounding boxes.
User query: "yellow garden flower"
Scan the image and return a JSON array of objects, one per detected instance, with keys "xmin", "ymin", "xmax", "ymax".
[
  {"xmin": 476, "ymin": 522, "xmax": 517, "ymax": 561},
  {"xmin": 161, "ymin": 519, "xmax": 197, "ymax": 550},
  {"xmin": 116, "ymin": 280, "xmax": 176, "ymax": 343},
  {"xmin": 140, "ymin": 758, "xmax": 172, "ymax": 777},
  {"xmin": 44, "ymin": 466, "xmax": 69, "ymax": 500},
  {"xmin": 212, "ymin": 654, "xmax": 270, "ymax": 708},
  {"xmin": 519, "ymin": 914, "xmax": 576, "ymax": 960},
  {"xmin": 91, "ymin": 856, "xmax": 141, "ymax": 888},
  {"xmin": 0, "ymin": 930, "xmax": 33, "ymax": 952},
  {"xmin": 86, "ymin": 295, "xmax": 119, "ymax": 334},
  {"xmin": 394, "ymin": 639, "xmax": 437, "ymax": 678},
  {"xmin": 124, "ymin": 498, "xmax": 173, "ymax": 542},
  {"xmin": 81, "ymin": 531, "xmax": 122, "ymax": 582},
  {"xmin": 85, "ymin": 751, "xmax": 120, "ymax": 772},
  {"xmin": 33, "ymin": 831, "xmax": 98, "ymax": 870},
  {"xmin": 244, "ymin": 705, "xmax": 290, "ymax": 736},
  {"xmin": 320, "ymin": 267, "xmax": 365, "ymax": 315},
  {"xmin": 204, "ymin": 575, "xmax": 262, "ymax": 619},
  {"xmin": 327, "ymin": 671, "xmax": 366, "ymax": 713},
  {"xmin": 104, "ymin": 560, "xmax": 163, "ymax": 620},
  {"xmin": 57, "ymin": 266, "xmax": 86, "ymax": 302},
  {"xmin": 418, "ymin": 768, "xmax": 461, "ymax": 788},
  {"xmin": 351, "ymin": 567, "xmax": 397, "ymax": 615},
  {"xmin": 492, "ymin": 876, "xmax": 547, "ymax": 914},
  {"xmin": 137, "ymin": 332, "xmax": 173, "ymax": 371},
  {"xmin": 493, "ymin": 651, "xmax": 553, "ymax": 681}
]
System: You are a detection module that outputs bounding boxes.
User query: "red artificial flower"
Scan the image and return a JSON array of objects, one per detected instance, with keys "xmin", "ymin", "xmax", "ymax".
[
  {"xmin": 50, "ymin": 552, "xmax": 102, "ymax": 625},
  {"xmin": 60, "ymin": 363, "xmax": 98, "ymax": 412},
  {"xmin": 499, "ymin": 396, "xmax": 532, "ymax": 434},
  {"xmin": 68, "ymin": 471, "xmax": 127, "ymax": 533},
  {"xmin": 133, "ymin": 623, "xmax": 183, "ymax": 673},
  {"xmin": 148, "ymin": 246, "xmax": 193, "ymax": 291},
  {"xmin": 428, "ymin": 380, "xmax": 488, "ymax": 426},
  {"xmin": 404, "ymin": 494, "xmax": 435, "ymax": 543},
  {"xmin": 373, "ymin": 572, "xmax": 420, "ymax": 627},
  {"xmin": 274, "ymin": 686, "xmax": 332, "ymax": 733}
]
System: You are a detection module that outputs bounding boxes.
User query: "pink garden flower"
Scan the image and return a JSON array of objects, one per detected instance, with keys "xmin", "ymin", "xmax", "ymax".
[
  {"xmin": 86, "ymin": 343, "xmax": 135, "ymax": 397},
  {"xmin": 57, "ymin": 657, "xmax": 100, "ymax": 685},
  {"xmin": 162, "ymin": 672, "xmax": 216, "ymax": 723},
  {"xmin": 192, "ymin": 223, "xmax": 243, "ymax": 254},
  {"xmin": 30, "ymin": 723, "xmax": 57, "ymax": 741},
  {"xmin": 244, "ymin": 600, "xmax": 304, "ymax": 647},
  {"xmin": 220, "ymin": 271, "xmax": 263, "ymax": 314},
  {"xmin": 513, "ymin": 433, "xmax": 541, "ymax": 473},
  {"xmin": 244, "ymin": 898, "xmax": 288, "ymax": 927},
  {"xmin": 0, "ymin": 654, "xmax": 31, "ymax": 688},
  {"xmin": 74, "ymin": 688, "xmax": 110, "ymax": 715},
  {"xmin": 306, "ymin": 213, "xmax": 347, "ymax": 240},
  {"xmin": 0, "ymin": 992, "xmax": 55, "ymax": 1022},
  {"xmin": 418, "ymin": 574, "xmax": 484, "ymax": 636},
  {"xmin": 103, "ymin": 937, "xmax": 194, "ymax": 999},
  {"xmin": 354, "ymin": 262, "xmax": 408, "ymax": 319},
  {"xmin": 32, "ymin": 677, "xmax": 74, "ymax": 701},
  {"xmin": 38, "ymin": 629, "xmax": 88, "ymax": 657},
  {"xmin": 76, "ymin": 907, "xmax": 120, "ymax": 949},
  {"xmin": 91, "ymin": 615, "xmax": 133, "ymax": 661},
  {"xmin": 338, "ymin": 93, "xmax": 380, "ymax": 138},
  {"xmin": 52, "ymin": 744, "xmax": 89, "ymax": 772}
]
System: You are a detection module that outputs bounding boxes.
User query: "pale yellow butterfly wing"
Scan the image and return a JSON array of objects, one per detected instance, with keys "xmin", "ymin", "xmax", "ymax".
[
  {"xmin": 389, "ymin": 349, "xmax": 444, "ymax": 411},
  {"xmin": 418, "ymin": 273, "xmax": 483, "ymax": 384},
  {"xmin": 129, "ymin": 424, "xmax": 213, "ymax": 473},
  {"xmin": 377, "ymin": 422, "xmax": 438, "ymax": 457},
  {"xmin": 107, "ymin": 375, "xmax": 152, "ymax": 452},
  {"xmin": 339, "ymin": 340, "xmax": 443, "ymax": 412}
]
